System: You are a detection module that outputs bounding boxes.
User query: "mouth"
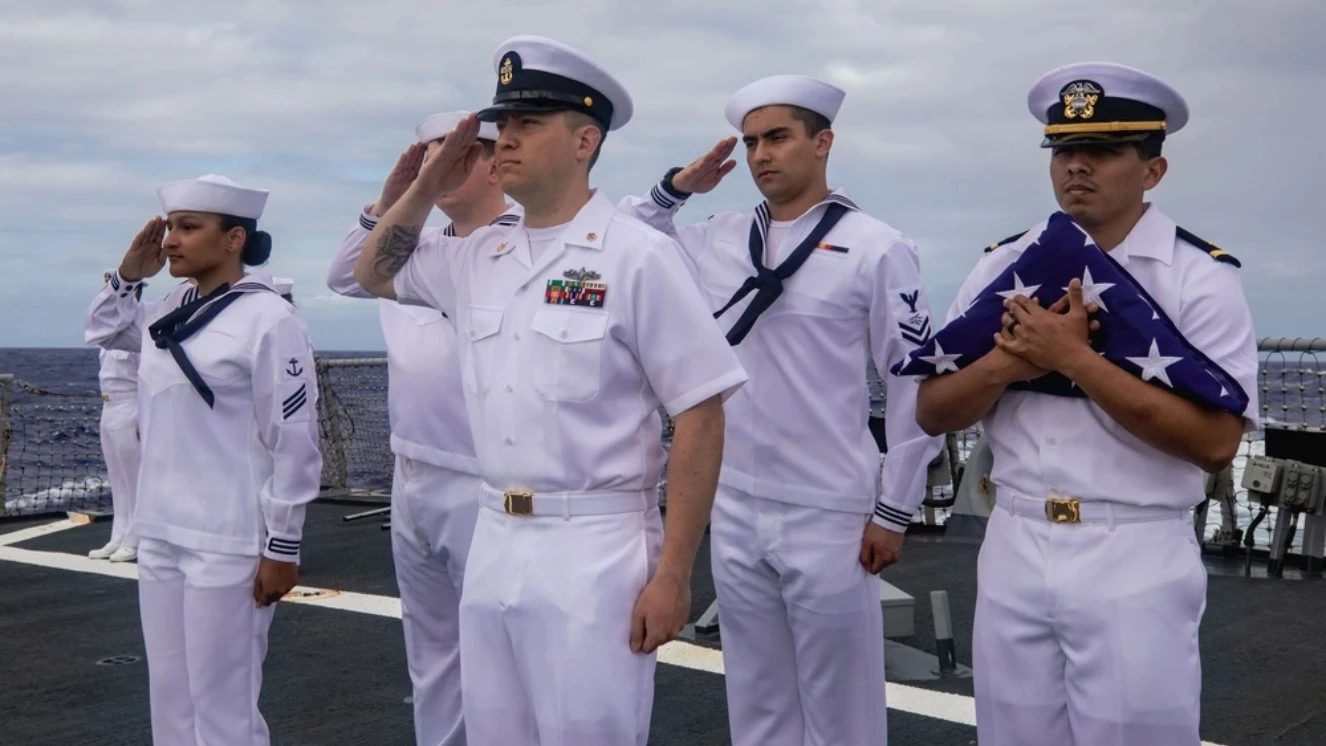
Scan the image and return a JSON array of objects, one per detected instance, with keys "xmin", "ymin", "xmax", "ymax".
[
  {"xmin": 1064, "ymin": 183, "xmax": 1095, "ymax": 195},
  {"xmin": 756, "ymin": 169, "xmax": 777, "ymax": 180}
]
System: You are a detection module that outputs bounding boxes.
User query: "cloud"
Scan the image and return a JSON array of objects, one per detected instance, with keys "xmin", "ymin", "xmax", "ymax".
[{"xmin": 1, "ymin": 0, "xmax": 1321, "ymax": 352}]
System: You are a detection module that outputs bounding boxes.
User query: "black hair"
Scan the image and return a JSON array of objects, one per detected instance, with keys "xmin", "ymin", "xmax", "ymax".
[
  {"xmin": 217, "ymin": 214, "xmax": 272, "ymax": 266},
  {"xmin": 786, "ymin": 106, "xmax": 831, "ymax": 137},
  {"xmin": 1134, "ymin": 135, "xmax": 1164, "ymax": 160}
]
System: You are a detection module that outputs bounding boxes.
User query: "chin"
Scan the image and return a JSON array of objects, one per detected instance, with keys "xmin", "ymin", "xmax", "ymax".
[{"xmin": 167, "ymin": 262, "xmax": 187, "ymax": 277}]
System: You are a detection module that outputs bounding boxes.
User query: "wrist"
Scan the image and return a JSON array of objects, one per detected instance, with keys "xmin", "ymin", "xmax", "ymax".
[
  {"xmin": 1056, "ymin": 343, "xmax": 1101, "ymax": 380},
  {"xmin": 653, "ymin": 559, "xmax": 693, "ymax": 586},
  {"xmin": 662, "ymin": 167, "xmax": 692, "ymax": 199}
]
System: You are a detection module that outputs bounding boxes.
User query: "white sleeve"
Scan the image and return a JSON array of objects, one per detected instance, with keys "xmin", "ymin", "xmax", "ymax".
[
  {"xmin": 870, "ymin": 237, "xmax": 946, "ymax": 532},
  {"xmin": 251, "ymin": 311, "xmax": 323, "ymax": 563},
  {"xmin": 84, "ymin": 270, "xmax": 154, "ymax": 353},
  {"xmin": 630, "ymin": 236, "xmax": 748, "ymax": 416},
  {"xmin": 1177, "ymin": 260, "xmax": 1261, "ymax": 431},
  {"xmin": 616, "ymin": 175, "xmax": 712, "ymax": 284},
  {"xmin": 392, "ymin": 230, "xmax": 465, "ymax": 317},
  {"xmin": 326, "ymin": 208, "xmax": 380, "ymax": 299}
]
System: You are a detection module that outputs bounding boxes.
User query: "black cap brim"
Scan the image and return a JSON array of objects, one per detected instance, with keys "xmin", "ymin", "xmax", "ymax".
[
  {"xmin": 1041, "ymin": 131, "xmax": 1158, "ymax": 149},
  {"xmin": 476, "ymin": 100, "xmax": 573, "ymax": 122}
]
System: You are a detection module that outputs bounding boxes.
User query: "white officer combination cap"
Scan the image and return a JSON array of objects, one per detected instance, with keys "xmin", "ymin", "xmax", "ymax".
[
  {"xmin": 416, "ymin": 110, "xmax": 500, "ymax": 143},
  {"xmin": 157, "ymin": 174, "xmax": 269, "ymax": 220},
  {"xmin": 724, "ymin": 74, "xmax": 846, "ymax": 131},
  {"xmin": 1027, "ymin": 61, "xmax": 1189, "ymax": 148},
  {"xmin": 477, "ymin": 34, "xmax": 633, "ymax": 132}
]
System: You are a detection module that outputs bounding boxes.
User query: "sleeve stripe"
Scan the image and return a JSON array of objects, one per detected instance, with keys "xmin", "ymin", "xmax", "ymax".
[
  {"xmin": 282, "ymin": 384, "xmax": 308, "ymax": 420},
  {"xmin": 359, "ymin": 213, "xmax": 379, "ymax": 232},
  {"xmin": 874, "ymin": 503, "xmax": 914, "ymax": 524},
  {"xmin": 650, "ymin": 183, "xmax": 680, "ymax": 210}
]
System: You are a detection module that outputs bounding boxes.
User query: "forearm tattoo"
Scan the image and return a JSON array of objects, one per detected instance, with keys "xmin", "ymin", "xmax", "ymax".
[{"xmin": 372, "ymin": 224, "xmax": 424, "ymax": 279}]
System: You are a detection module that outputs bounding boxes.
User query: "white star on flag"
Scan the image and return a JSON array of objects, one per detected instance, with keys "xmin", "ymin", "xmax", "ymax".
[
  {"xmin": 920, "ymin": 342, "xmax": 962, "ymax": 374},
  {"xmin": 996, "ymin": 273, "xmax": 1042, "ymax": 302},
  {"xmin": 1126, "ymin": 339, "xmax": 1183, "ymax": 388},
  {"xmin": 1066, "ymin": 266, "xmax": 1115, "ymax": 312}
]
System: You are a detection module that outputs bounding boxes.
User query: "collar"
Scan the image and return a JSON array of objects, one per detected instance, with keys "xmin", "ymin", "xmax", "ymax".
[
  {"xmin": 1112, "ymin": 203, "xmax": 1175, "ymax": 266},
  {"xmin": 490, "ymin": 190, "xmax": 615, "ymax": 260},
  {"xmin": 753, "ymin": 187, "xmax": 860, "ymax": 228}
]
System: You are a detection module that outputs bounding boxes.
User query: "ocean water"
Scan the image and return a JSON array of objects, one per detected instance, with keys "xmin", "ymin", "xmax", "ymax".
[{"xmin": 2, "ymin": 346, "xmax": 1323, "ymax": 555}]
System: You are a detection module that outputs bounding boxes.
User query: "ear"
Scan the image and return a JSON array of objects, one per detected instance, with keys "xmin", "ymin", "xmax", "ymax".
[
  {"xmin": 815, "ymin": 128, "xmax": 834, "ymax": 158},
  {"xmin": 1142, "ymin": 155, "xmax": 1168, "ymax": 190},
  {"xmin": 576, "ymin": 123, "xmax": 603, "ymax": 164},
  {"xmin": 225, "ymin": 225, "xmax": 247, "ymax": 256}
]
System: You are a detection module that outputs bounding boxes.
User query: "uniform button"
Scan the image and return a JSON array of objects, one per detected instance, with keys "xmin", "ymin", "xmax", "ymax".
[
  {"xmin": 1046, "ymin": 437, "xmax": 1057, "ymax": 446},
  {"xmin": 503, "ymin": 438, "xmax": 513, "ymax": 446},
  {"xmin": 559, "ymin": 330, "xmax": 568, "ymax": 339},
  {"xmin": 505, "ymin": 384, "xmax": 514, "ymax": 393},
  {"xmin": 468, "ymin": 330, "xmax": 476, "ymax": 339},
  {"xmin": 514, "ymin": 332, "xmax": 521, "ymax": 341}
]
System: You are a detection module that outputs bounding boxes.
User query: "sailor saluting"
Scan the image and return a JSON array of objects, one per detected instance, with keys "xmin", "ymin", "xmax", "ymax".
[{"xmin": 84, "ymin": 174, "xmax": 322, "ymax": 746}]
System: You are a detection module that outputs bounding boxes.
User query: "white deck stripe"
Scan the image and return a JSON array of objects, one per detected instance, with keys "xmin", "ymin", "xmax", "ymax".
[{"xmin": 0, "ymin": 520, "xmax": 1229, "ymax": 744}]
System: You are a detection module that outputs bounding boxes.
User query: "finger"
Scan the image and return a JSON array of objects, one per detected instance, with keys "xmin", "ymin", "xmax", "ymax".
[
  {"xmin": 1089, "ymin": 319, "xmax": 1101, "ymax": 332},
  {"xmin": 859, "ymin": 540, "xmax": 872, "ymax": 569},
  {"xmin": 253, "ymin": 577, "xmax": 264, "ymax": 607},
  {"xmin": 1085, "ymin": 302, "xmax": 1100, "ymax": 315},
  {"xmin": 1067, "ymin": 278, "xmax": 1084, "ymax": 310},
  {"xmin": 717, "ymin": 160, "xmax": 737, "ymax": 178},
  {"xmin": 713, "ymin": 136, "xmax": 738, "ymax": 161},
  {"xmin": 1007, "ymin": 300, "xmax": 1035, "ymax": 323},
  {"xmin": 868, "ymin": 546, "xmax": 885, "ymax": 574},
  {"xmin": 1047, "ymin": 294, "xmax": 1070, "ymax": 314},
  {"xmin": 629, "ymin": 605, "xmax": 646, "ymax": 653}
]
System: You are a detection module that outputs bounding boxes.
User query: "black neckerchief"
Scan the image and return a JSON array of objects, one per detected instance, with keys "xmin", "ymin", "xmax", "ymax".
[{"xmin": 713, "ymin": 200, "xmax": 850, "ymax": 345}]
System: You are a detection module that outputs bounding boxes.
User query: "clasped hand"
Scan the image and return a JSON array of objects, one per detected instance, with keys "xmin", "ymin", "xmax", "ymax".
[{"xmin": 993, "ymin": 278, "xmax": 1101, "ymax": 374}]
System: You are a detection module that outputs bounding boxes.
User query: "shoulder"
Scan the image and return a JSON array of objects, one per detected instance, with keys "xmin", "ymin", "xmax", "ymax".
[
  {"xmin": 983, "ymin": 230, "xmax": 1029, "ymax": 254},
  {"xmin": 606, "ymin": 210, "xmax": 689, "ymax": 252},
  {"xmin": 1175, "ymin": 225, "xmax": 1241, "ymax": 269},
  {"xmin": 840, "ymin": 210, "xmax": 917, "ymax": 258}
]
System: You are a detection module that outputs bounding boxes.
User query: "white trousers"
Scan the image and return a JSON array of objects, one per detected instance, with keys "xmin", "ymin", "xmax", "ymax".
[
  {"xmin": 137, "ymin": 537, "xmax": 276, "ymax": 745},
  {"xmin": 99, "ymin": 395, "xmax": 140, "ymax": 547},
  {"xmin": 458, "ymin": 497, "xmax": 663, "ymax": 745},
  {"xmin": 390, "ymin": 455, "xmax": 482, "ymax": 746},
  {"xmin": 709, "ymin": 486, "xmax": 888, "ymax": 746},
  {"xmin": 973, "ymin": 500, "xmax": 1207, "ymax": 746}
]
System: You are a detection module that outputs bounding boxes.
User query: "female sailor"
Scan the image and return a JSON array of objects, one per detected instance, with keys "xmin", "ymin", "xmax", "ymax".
[{"xmin": 84, "ymin": 173, "xmax": 322, "ymax": 745}]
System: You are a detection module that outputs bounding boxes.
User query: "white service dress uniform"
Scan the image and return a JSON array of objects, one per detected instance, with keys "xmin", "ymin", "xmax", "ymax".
[
  {"xmin": 952, "ymin": 64, "xmax": 1260, "ymax": 746},
  {"xmin": 84, "ymin": 174, "xmax": 322, "ymax": 746},
  {"xmin": 92, "ymin": 344, "xmax": 142, "ymax": 561},
  {"xmin": 326, "ymin": 110, "xmax": 520, "ymax": 746},
  {"xmin": 620, "ymin": 75, "xmax": 945, "ymax": 746},
  {"xmin": 389, "ymin": 35, "xmax": 748, "ymax": 746}
]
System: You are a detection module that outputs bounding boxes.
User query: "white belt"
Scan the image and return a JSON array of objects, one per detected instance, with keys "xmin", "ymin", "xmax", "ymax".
[
  {"xmin": 997, "ymin": 490, "xmax": 1189, "ymax": 526},
  {"xmin": 479, "ymin": 483, "xmax": 655, "ymax": 518}
]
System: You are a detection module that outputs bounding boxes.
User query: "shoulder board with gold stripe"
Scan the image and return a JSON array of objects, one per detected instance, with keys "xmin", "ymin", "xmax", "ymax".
[
  {"xmin": 1176, "ymin": 226, "xmax": 1240, "ymax": 268},
  {"xmin": 984, "ymin": 231, "xmax": 1027, "ymax": 253}
]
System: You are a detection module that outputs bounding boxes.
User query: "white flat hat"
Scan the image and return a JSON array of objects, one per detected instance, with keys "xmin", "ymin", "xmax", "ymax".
[
  {"xmin": 416, "ymin": 110, "xmax": 500, "ymax": 143},
  {"xmin": 725, "ymin": 74, "xmax": 846, "ymax": 131},
  {"xmin": 157, "ymin": 174, "xmax": 268, "ymax": 220}
]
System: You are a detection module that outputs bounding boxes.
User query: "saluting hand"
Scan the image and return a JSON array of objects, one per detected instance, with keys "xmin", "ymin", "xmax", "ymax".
[
  {"xmin": 118, "ymin": 216, "xmax": 167, "ymax": 282},
  {"xmin": 412, "ymin": 113, "xmax": 483, "ymax": 202},
  {"xmin": 671, "ymin": 137, "xmax": 739, "ymax": 194},
  {"xmin": 630, "ymin": 571, "xmax": 690, "ymax": 655},
  {"xmin": 995, "ymin": 279, "xmax": 1100, "ymax": 373},
  {"xmin": 371, "ymin": 142, "xmax": 427, "ymax": 217},
  {"xmin": 253, "ymin": 557, "xmax": 299, "ymax": 607}
]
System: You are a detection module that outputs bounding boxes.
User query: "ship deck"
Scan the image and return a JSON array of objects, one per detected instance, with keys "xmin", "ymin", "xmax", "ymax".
[{"xmin": 2, "ymin": 501, "xmax": 1324, "ymax": 745}]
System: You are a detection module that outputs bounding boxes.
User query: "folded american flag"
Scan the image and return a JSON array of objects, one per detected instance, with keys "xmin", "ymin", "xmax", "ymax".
[{"xmin": 890, "ymin": 211, "xmax": 1248, "ymax": 416}]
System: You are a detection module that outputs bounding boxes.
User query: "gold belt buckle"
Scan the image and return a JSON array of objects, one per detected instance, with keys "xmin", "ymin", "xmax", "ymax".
[
  {"xmin": 101, "ymin": 393, "xmax": 110, "ymax": 402},
  {"xmin": 1045, "ymin": 495, "xmax": 1081, "ymax": 523},
  {"xmin": 503, "ymin": 489, "xmax": 534, "ymax": 516}
]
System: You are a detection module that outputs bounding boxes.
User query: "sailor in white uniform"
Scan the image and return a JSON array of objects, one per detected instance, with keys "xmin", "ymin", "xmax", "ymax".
[
  {"xmin": 90, "ymin": 340, "xmax": 142, "ymax": 563},
  {"xmin": 351, "ymin": 35, "xmax": 748, "ymax": 746},
  {"xmin": 327, "ymin": 110, "xmax": 519, "ymax": 746},
  {"xmin": 84, "ymin": 174, "xmax": 322, "ymax": 746},
  {"xmin": 620, "ymin": 75, "xmax": 944, "ymax": 746},
  {"xmin": 914, "ymin": 63, "xmax": 1259, "ymax": 745}
]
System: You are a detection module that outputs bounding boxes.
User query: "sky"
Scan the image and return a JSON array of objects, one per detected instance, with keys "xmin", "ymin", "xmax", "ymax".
[{"xmin": 0, "ymin": 0, "xmax": 1319, "ymax": 352}]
